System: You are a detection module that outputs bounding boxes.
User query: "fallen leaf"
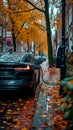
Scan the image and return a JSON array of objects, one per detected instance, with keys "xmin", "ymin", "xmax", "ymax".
[
  {"xmin": 42, "ymin": 123, "xmax": 48, "ymax": 128},
  {"xmin": 42, "ymin": 114, "xmax": 47, "ymax": 118},
  {"xmin": 21, "ymin": 128, "xmax": 28, "ymax": 130}
]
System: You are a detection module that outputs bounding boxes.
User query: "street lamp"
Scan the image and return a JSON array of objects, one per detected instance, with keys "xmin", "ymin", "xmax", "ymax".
[
  {"xmin": 59, "ymin": 0, "xmax": 66, "ymax": 95},
  {"xmin": 61, "ymin": 0, "xmax": 66, "ymax": 79}
]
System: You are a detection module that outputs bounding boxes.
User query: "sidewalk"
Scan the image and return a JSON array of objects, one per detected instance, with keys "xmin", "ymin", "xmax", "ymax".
[{"xmin": 31, "ymin": 67, "xmax": 60, "ymax": 130}]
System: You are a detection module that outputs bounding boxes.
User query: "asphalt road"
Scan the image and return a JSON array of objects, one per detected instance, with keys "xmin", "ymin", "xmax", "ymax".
[{"xmin": 0, "ymin": 84, "xmax": 40, "ymax": 130}]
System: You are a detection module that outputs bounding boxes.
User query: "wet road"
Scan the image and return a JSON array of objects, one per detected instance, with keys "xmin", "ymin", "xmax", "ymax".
[{"xmin": 0, "ymin": 85, "xmax": 40, "ymax": 130}]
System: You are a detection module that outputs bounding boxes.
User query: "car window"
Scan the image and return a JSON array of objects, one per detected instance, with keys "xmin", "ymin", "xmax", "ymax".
[
  {"xmin": 0, "ymin": 53, "xmax": 22, "ymax": 62},
  {"xmin": 20, "ymin": 56, "xmax": 28, "ymax": 62}
]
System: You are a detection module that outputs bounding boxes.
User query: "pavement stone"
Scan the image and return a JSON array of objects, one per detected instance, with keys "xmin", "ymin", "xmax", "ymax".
[
  {"xmin": 31, "ymin": 67, "xmax": 60, "ymax": 130},
  {"xmin": 31, "ymin": 92, "xmax": 51, "ymax": 130}
]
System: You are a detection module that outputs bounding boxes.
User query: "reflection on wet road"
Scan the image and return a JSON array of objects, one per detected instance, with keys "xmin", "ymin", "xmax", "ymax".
[{"xmin": 0, "ymin": 89, "xmax": 39, "ymax": 130}]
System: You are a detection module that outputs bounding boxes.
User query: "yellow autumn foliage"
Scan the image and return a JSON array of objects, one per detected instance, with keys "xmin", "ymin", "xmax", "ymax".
[{"xmin": 1, "ymin": 0, "xmax": 47, "ymax": 54}]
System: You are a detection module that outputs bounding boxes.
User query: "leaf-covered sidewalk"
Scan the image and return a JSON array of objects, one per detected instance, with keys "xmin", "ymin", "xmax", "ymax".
[{"xmin": 31, "ymin": 67, "xmax": 68, "ymax": 130}]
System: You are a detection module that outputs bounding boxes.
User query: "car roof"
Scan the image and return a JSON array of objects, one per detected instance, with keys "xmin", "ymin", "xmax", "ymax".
[
  {"xmin": 0, "ymin": 52, "xmax": 25, "ymax": 62},
  {"xmin": 0, "ymin": 52, "xmax": 35, "ymax": 62}
]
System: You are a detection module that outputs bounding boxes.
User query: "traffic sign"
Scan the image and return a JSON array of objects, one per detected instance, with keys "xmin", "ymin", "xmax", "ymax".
[
  {"xmin": 6, "ymin": 41, "xmax": 12, "ymax": 46},
  {"xmin": 6, "ymin": 36, "xmax": 12, "ymax": 47}
]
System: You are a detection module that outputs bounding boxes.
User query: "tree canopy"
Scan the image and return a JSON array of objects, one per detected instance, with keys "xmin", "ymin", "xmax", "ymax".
[
  {"xmin": 1, "ymin": 0, "xmax": 47, "ymax": 54},
  {"xmin": 1, "ymin": 0, "xmax": 62, "ymax": 66}
]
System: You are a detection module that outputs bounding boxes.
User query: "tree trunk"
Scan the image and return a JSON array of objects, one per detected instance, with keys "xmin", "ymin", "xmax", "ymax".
[
  {"xmin": 12, "ymin": 33, "xmax": 16, "ymax": 52},
  {"xmin": 44, "ymin": 0, "xmax": 53, "ymax": 67},
  {"xmin": 12, "ymin": 21, "xmax": 16, "ymax": 52}
]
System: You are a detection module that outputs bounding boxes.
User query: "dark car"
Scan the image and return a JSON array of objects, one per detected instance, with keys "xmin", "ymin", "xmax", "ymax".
[
  {"xmin": 17, "ymin": 52, "xmax": 41, "ymax": 84},
  {"xmin": 0, "ymin": 52, "xmax": 40, "ymax": 96}
]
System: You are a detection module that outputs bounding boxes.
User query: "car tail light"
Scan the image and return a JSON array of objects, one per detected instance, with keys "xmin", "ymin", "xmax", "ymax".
[{"xmin": 13, "ymin": 65, "xmax": 30, "ymax": 71}]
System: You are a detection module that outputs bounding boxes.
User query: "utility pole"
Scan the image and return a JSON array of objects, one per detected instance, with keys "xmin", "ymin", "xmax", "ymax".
[{"xmin": 60, "ymin": 0, "xmax": 66, "ymax": 94}]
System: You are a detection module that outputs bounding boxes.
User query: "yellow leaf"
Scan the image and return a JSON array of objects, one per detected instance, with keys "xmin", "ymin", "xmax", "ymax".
[
  {"xmin": 68, "ymin": 104, "xmax": 72, "ymax": 108},
  {"xmin": 14, "ymin": 125, "xmax": 20, "ymax": 128},
  {"xmin": 21, "ymin": 128, "xmax": 28, "ymax": 130},
  {"xmin": 18, "ymin": 98, "xmax": 22, "ymax": 102},
  {"xmin": 17, "ymin": 108, "xmax": 20, "ymax": 110},
  {"xmin": 0, "ymin": 110, "xmax": 4, "ymax": 113},
  {"xmin": 42, "ymin": 114, "xmax": 47, "ymax": 118}
]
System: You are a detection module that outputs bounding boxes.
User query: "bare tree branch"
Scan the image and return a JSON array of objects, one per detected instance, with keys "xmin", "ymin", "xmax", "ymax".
[
  {"xmin": 34, "ymin": 22, "xmax": 46, "ymax": 31},
  {"xmin": 15, "ymin": 22, "xmax": 25, "ymax": 37},
  {"xmin": 25, "ymin": 0, "xmax": 45, "ymax": 13},
  {"xmin": 10, "ymin": 7, "xmax": 35, "ymax": 14}
]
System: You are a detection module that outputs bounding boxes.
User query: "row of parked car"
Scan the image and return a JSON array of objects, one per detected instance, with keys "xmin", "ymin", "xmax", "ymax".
[{"xmin": 0, "ymin": 52, "xmax": 46, "ymax": 96}]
